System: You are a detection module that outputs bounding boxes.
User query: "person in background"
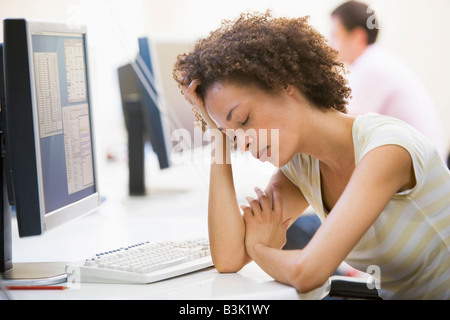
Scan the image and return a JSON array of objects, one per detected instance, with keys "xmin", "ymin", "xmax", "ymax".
[{"xmin": 330, "ymin": 1, "xmax": 447, "ymax": 161}]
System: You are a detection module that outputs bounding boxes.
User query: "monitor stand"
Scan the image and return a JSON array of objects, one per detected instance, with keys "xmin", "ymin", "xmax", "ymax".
[
  {"xmin": 1, "ymin": 262, "xmax": 67, "ymax": 286},
  {"xmin": 125, "ymin": 98, "xmax": 146, "ymax": 196}
]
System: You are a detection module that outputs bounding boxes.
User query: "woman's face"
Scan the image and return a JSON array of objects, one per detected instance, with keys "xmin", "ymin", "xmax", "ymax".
[{"xmin": 204, "ymin": 81, "xmax": 307, "ymax": 167}]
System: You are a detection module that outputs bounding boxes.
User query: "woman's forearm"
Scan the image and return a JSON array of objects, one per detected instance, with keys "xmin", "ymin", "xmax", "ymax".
[
  {"xmin": 208, "ymin": 132, "xmax": 251, "ymax": 272},
  {"xmin": 249, "ymin": 244, "xmax": 327, "ymax": 293}
]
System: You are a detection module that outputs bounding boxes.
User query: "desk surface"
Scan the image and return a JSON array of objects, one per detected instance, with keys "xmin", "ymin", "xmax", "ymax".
[
  {"xmin": 5, "ymin": 154, "xmax": 330, "ymax": 300},
  {"xmin": 7, "ymin": 262, "xmax": 329, "ymax": 300}
]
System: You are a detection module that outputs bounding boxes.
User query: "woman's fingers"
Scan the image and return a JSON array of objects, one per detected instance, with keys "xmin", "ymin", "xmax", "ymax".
[
  {"xmin": 243, "ymin": 183, "xmax": 284, "ymax": 225},
  {"xmin": 253, "ymin": 187, "xmax": 270, "ymax": 214},
  {"xmin": 240, "ymin": 204, "xmax": 252, "ymax": 219},
  {"xmin": 271, "ymin": 181, "xmax": 290, "ymax": 230},
  {"xmin": 271, "ymin": 181, "xmax": 282, "ymax": 215},
  {"xmin": 245, "ymin": 196, "xmax": 261, "ymax": 216},
  {"xmin": 182, "ymin": 79, "xmax": 218, "ymax": 130},
  {"xmin": 183, "ymin": 80, "xmax": 200, "ymax": 106},
  {"xmin": 244, "ymin": 186, "xmax": 273, "ymax": 217}
]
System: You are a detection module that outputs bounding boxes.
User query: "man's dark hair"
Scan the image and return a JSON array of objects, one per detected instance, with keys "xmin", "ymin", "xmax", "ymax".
[{"xmin": 332, "ymin": 1, "xmax": 379, "ymax": 44}]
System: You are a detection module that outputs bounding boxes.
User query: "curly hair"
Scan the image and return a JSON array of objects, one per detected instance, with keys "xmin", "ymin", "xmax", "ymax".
[{"xmin": 173, "ymin": 11, "xmax": 351, "ymax": 128}]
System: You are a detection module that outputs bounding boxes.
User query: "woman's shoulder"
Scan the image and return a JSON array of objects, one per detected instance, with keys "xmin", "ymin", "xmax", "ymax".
[
  {"xmin": 353, "ymin": 113, "xmax": 445, "ymax": 195},
  {"xmin": 353, "ymin": 113, "xmax": 435, "ymax": 161}
]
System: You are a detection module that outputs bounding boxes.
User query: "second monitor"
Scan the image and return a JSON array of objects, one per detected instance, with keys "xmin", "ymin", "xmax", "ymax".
[{"xmin": 118, "ymin": 38, "xmax": 172, "ymax": 196}]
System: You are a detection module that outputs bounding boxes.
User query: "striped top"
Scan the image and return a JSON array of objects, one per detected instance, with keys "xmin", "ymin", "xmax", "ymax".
[{"xmin": 281, "ymin": 113, "xmax": 450, "ymax": 299}]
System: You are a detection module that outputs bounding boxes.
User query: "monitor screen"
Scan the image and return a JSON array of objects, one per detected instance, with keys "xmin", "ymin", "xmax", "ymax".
[
  {"xmin": 32, "ymin": 30, "xmax": 95, "ymax": 213},
  {"xmin": 2, "ymin": 19, "xmax": 100, "ymax": 238}
]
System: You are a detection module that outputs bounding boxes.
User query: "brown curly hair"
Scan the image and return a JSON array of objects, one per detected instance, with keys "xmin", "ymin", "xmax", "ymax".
[{"xmin": 173, "ymin": 11, "xmax": 351, "ymax": 127}]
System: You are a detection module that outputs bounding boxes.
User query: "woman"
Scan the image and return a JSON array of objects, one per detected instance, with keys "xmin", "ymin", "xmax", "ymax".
[{"xmin": 173, "ymin": 11, "xmax": 450, "ymax": 299}]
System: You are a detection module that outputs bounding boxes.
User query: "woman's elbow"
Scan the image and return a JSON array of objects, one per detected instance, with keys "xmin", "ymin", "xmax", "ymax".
[
  {"xmin": 214, "ymin": 262, "xmax": 243, "ymax": 274},
  {"xmin": 290, "ymin": 260, "xmax": 330, "ymax": 294},
  {"xmin": 212, "ymin": 254, "xmax": 250, "ymax": 273}
]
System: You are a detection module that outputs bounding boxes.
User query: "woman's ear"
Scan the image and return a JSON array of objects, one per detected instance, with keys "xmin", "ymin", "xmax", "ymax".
[{"xmin": 284, "ymin": 84, "xmax": 295, "ymax": 96}]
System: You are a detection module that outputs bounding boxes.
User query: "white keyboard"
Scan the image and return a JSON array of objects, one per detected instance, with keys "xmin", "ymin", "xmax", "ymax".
[{"xmin": 65, "ymin": 237, "xmax": 213, "ymax": 284}]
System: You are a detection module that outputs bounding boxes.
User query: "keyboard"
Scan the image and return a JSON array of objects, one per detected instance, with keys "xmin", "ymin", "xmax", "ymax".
[{"xmin": 65, "ymin": 237, "xmax": 213, "ymax": 284}]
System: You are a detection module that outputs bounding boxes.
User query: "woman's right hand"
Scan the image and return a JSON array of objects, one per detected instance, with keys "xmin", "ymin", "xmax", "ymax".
[{"xmin": 181, "ymin": 79, "xmax": 217, "ymax": 130}]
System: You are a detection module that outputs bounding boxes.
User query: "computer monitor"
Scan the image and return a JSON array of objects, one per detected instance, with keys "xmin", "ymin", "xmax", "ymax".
[
  {"xmin": 0, "ymin": 19, "xmax": 100, "ymax": 284},
  {"xmin": 118, "ymin": 37, "xmax": 172, "ymax": 195}
]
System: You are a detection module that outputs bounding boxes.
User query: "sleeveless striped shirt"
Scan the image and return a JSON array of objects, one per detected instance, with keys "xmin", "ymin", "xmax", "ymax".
[{"xmin": 281, "ymin": 113, "xmax": 450, "ymax": 299}]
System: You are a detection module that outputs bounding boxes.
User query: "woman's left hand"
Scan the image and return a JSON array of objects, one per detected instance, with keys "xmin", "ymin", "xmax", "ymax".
[{"xmin": 242, "ymin": 182, "xmax": 291, "ymax": 258}]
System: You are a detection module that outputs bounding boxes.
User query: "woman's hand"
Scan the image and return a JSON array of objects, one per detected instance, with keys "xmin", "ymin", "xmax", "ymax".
[
  {"xmin": 242, "ymin": 182, "xmax": 292, "ymax": 258},
  {"xmin": 180, "ymin": 78, "xmax": 217, "ymax": 130}
]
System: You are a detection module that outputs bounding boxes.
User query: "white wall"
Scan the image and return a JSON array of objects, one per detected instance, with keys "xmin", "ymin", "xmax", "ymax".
[{"xmin": 1, "ymin": 0, "xmax": 449, "ymax": 159}]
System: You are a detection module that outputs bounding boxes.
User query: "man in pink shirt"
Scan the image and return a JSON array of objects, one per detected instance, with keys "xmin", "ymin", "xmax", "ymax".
[{"xmin": 330, "ymin": 1, "xmax": 447, "ymax": 160}]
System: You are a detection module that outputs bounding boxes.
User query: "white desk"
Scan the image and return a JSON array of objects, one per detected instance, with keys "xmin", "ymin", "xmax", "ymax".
[
  {"xmin": 7, "ymin": 263, "xmax": 329, "ymax": 300},
  {"xmin": 4, "ymin": 153, "xmax": 330, "ymax": 300}
]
